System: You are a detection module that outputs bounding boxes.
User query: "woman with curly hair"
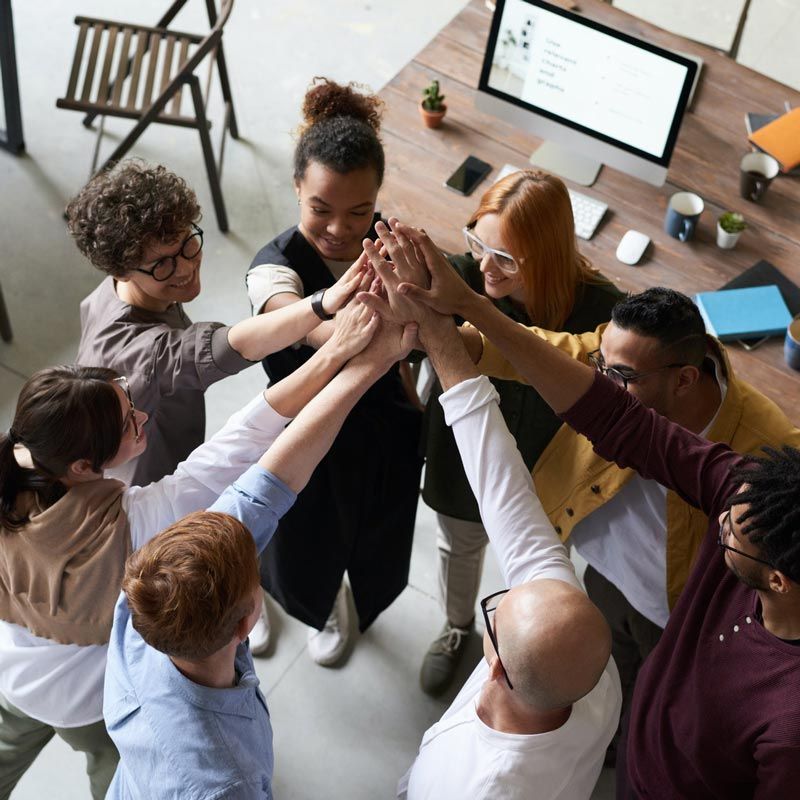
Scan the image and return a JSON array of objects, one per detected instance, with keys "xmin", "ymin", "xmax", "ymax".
[
  {"xmin": 245, "ymin": 78, "xmax": 423, "ymax": 666},
  {"xmin": 69, "ymin": 160, "xmax": 369, "ymax": 654}
]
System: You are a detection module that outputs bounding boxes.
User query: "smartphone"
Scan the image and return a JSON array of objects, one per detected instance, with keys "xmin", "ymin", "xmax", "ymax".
[{"xmin": 445, "ymin": 156, "xmax": 492, "ymax": 196}]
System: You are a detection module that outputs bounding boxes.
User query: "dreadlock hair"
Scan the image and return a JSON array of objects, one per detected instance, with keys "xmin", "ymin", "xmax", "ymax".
[{"xmin": 728, "ymin": 445, "xmax": 800, "ymax": 583}]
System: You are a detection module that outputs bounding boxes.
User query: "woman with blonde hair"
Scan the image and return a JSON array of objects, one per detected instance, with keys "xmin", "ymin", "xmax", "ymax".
[{"xmin": 418, "ymin": 169, "xmax": 624, "ymax": 695}]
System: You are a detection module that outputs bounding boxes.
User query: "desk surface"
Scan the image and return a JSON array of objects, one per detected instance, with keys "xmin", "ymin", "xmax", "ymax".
[{"xmin": 379, "ymin": 0, "xmax": 800, "ymax": 422}]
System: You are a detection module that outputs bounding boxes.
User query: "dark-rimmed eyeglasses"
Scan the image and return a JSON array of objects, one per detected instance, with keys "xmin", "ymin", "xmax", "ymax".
[
  {"xmin": 133, "ymin": 224, "xmax": 203, "ymax": 282},
  {"xmin": 718, "ymin": 509, "xmax": 775, "ymax": 568},
  {"xmin": 463, "ymin": 227, "xmax": 518, "ymax": 275},
  {"xmin": 587, "ymin": 349, "xmax": 688, "ymax": 391},
  {"xmin": 480, "ymin": 588, "xmax": 513, "ymax": 690},
  {"xmin": 113, "ymin": 376, "xmax": 140, "ymax": 442}
]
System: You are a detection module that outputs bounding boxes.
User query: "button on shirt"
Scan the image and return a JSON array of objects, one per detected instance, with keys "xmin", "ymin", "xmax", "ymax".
[{"xmin": 104, "ymin": 465, "xmax": 296, "ymax": 799}]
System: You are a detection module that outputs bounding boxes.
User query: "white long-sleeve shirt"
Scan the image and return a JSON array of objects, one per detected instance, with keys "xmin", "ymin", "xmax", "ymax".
[
  {"xmin": 0, "ymin": 393, "xmax": 290, "ymax": 728},
  {"xmin": 399, "ymin": 376, "xmax": 621, "ymax": 800}
]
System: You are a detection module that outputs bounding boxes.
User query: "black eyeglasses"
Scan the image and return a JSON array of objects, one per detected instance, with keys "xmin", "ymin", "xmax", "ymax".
[
  {"xmin": 587, "ymin": 349, "xmax": 687, "ymax": 391},
  {"xmin": 717, "ymin": 509, "xmax": 774, "ymax": 568},
  {"xmin": 133, "ymin": 224, "xmax": 203, "ymax": 282},
  {"xmin": 113, "ymin": 376, "xmax": 140, "ymax": 442},
  {"xmin": 480, "ymin": 589, "xmax": 513, "ymax": 690}
]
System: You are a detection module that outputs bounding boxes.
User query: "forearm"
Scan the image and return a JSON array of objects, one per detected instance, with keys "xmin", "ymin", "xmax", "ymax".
[
  {"xmin": 260, "ymin": 359, "xmax": 383, "ymax": 493},
  {"xmin": 265, "ymin": 337, "xmax": 347, "ymax": 418},
  {"xmin": 420, "ymin": 318, "xmax": 480, "ymax": 391},
  {"xmin": 305, "ymin": 320, "xmax": 337, "ymax": 350},
  {"xmin": 228, "ymin": 296, "xmax": 321, "ymax": 360},
  {"xmin": 463, "ymin": 294, "xmax": 594, "ymax": 414}
]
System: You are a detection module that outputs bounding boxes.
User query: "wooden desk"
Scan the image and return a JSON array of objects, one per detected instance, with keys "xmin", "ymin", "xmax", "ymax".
[{"xmin": 379, "ymin": 0, "xmax": 800, "ymax": 422}]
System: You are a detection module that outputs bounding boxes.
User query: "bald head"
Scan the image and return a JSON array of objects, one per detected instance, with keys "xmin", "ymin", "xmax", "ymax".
[{"xmin": 494, "ymin": 579, "xmax": 611, "ymax": 712}]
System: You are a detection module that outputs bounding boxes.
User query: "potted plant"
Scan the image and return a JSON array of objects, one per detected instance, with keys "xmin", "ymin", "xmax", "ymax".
[
  {"xmin": 420, "ymin": 79, "xmax": 446, "ymax": 129},
  {"xmin": 716, "ymin": 211, "xmax": 747, "ymax": 249}
]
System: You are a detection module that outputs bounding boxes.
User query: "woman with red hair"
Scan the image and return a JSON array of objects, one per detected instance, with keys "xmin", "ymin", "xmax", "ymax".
[{"xmin": 418, "ymin": 169, "xmax": 623, "ymax": 695}]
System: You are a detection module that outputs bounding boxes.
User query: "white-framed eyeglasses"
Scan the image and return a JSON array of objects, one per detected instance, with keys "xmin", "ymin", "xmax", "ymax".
[{"xmin": 462, "ymin": 227, "xmax": 519, "ymax": 275}]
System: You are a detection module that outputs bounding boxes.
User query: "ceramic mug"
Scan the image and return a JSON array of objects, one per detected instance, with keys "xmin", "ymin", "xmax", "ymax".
[
  {"xmin": 664, "ymin": 192, "xmax": 704, "ymax": 242},
  {"xmin": 784, "ymin": 317, "xmax": 800, "ymax": 371},
  {"xmin": 740, "ymin": 152, "xmax": 780, "ymax": 203}
]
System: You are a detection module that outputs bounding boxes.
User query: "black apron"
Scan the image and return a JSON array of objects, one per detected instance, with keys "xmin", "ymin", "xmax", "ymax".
[{"xmin": 248, "ymin": 217, "xmax": 423, "ymax": 631}]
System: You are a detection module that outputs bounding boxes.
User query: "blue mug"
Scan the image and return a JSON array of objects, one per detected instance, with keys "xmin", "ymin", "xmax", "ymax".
[
  {"xmin": 664, "ymin": 192, "xmax": 704, "ymax": 242},
  {"xmin": 784, "ymin": 317, "xmax": 800, "ymax": 371}
]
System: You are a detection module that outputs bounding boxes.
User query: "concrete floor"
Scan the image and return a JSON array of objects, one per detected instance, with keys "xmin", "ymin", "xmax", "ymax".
[{"xmin": 0, "ymin": 0, "xmax": 793, "ymax": 797}]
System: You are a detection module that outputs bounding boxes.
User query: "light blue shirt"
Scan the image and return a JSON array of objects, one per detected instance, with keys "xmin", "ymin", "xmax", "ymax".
[{"xmin": 103, "ymin": 464, "xmax": 296, "ymax": 799}]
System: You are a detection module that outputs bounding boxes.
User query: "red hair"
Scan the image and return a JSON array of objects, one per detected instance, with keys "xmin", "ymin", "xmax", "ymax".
[{"xmin": 468, "ymin": 169, "xmax": 601, "ymax": 328}]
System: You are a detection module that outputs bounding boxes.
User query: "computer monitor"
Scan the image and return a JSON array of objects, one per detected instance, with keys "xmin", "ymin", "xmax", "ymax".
[{"xmin": 477, "ymin": 0, "xmax": 698, "ymax": 187}]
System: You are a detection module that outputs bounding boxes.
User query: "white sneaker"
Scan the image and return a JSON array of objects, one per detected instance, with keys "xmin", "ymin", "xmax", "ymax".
[
  {"xmin": 249, "ymin": 591, "xmax": 271, "ymax": 656},
  {"xmin": 307, "ymin": 584, "xmax": 350, "ymax": 666}
]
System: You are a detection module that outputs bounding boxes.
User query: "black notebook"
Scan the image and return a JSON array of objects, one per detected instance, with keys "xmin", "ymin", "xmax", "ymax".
[{"xmin": 719, "ymin": 260, "xmax": 800, "ymax": 348}]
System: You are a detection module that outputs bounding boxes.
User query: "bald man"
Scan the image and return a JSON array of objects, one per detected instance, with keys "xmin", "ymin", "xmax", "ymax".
[{"xmin": 392, "ymin": 287, "xmax": 621, "ymax": 798}]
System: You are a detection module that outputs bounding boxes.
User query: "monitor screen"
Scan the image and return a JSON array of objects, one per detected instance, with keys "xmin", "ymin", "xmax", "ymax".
[{"xmin": 479, "ymin": 0, "xmax": 696, "ymax": 168}]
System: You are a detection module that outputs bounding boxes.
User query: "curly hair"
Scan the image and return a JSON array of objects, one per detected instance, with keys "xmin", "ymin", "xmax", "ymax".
[
  {"xmin": 65, "ymin": 160, "xmax": 201, "ymax": 278},
  {"xmin": 294, "ymin": 77, "xmax": 385, "ymax": 185},
  {"xmin": 728, "ymin": 445, "xmax": 800, "ymax": 583}
]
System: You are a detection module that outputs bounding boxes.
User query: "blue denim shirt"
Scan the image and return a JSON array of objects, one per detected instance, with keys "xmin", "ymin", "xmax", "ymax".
[{"xmin": 104, "ymin": 465, "xmax": 296, "ymax": 799}]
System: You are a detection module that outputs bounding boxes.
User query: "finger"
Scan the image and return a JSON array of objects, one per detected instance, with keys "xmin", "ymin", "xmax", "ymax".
[
  {"xmin": 399, "ymin": 323, "xmax": 420, "ymax": 358},
  {"xmin": 375, "ymin": 221, "xmax": 412, "ymax": 281},
  {"xmin": 356, "ymin": 290, "xmax": 393, "ymax": 319},
  {"xmin": 397, "ymin": 281, "xmax": 435, "ymax": 306},
  {"xmin": 363, "ymin": 239, "xmax": 398, "ymax": 288}
]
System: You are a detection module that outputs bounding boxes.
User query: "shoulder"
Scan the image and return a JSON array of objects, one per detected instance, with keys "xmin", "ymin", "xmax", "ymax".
[
  {"xmin": 729, "ymin": 379, "xmax": 800, "ymax": 451},
  {"xmin": 249, "ymin": 226, "xmax": 305, "ymax": 271},
  {"xmin": 447, "ymin": 253, "xmax": 484, "ymax": 293}
]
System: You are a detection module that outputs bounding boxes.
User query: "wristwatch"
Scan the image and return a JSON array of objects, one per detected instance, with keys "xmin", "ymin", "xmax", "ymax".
[{"xmin": 310, "ymin": 289, "xmax": 335, "ymax": 321}]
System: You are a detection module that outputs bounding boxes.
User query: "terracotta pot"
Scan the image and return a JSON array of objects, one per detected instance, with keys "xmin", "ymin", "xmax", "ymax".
[{"xmin": 419, "ymin": 102, "xmax": 447, "ymax": 129}]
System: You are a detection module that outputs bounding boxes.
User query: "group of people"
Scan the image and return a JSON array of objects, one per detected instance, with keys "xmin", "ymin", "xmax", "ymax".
[{"xmin": 0, "ymin": 76, "xmax": 798, "ymax": 799}]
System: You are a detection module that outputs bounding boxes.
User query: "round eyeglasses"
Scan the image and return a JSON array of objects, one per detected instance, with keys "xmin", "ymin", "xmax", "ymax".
[
  {"xmin": 587, "ymin": 349, "xmax": 688, "ymax": 391},
  {"xmin": 133, "ymin": 224, "xmax": 204, "ymax": 282},
  {"xmin": 717, "ymin": 509, "xmax": 775, "ymax": 568},
  {"xmin": 463, "ymin": 227, "xmax": 518, "ymax": 275}
]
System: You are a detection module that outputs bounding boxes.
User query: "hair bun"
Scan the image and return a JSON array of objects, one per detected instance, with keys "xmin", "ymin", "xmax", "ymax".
[{"xmin": 301, "ymin": 77, "xmax": 383, "ymax": 133}]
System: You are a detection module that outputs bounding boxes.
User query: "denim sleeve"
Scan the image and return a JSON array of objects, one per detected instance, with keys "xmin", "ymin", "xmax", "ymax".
[{"xmin": 209, "ymin": 464, "xmax": 297, "ymax": 554}]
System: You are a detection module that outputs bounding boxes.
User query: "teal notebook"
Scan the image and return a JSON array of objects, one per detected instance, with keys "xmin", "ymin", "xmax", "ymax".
[{"xmin": 695, "ymin": 285, "xmax": 792, "ymax": 341}]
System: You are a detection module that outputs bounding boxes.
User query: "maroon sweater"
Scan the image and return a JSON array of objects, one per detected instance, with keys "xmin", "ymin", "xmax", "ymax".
[{"xmin": 562, "ymin": 372, "xmax": 800, "ymax": 799}]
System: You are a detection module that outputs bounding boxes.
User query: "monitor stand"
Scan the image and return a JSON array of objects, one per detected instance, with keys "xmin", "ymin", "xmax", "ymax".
[{"xmin": 529, "ymin": 141, "xmax": 601, "ymax": 187}]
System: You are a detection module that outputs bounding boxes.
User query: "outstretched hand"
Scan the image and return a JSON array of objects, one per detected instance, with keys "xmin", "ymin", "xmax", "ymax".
[
  {"xmin": 325, "ymin": 251, "xmax": 372, "ymax": 313},
  {"xmin": 390, "ymin": 223, "xmax": 482, "ymax": 319},
  {"xmin": 328, "ymin": 285, "xmax": 379, "ymax": 361}
]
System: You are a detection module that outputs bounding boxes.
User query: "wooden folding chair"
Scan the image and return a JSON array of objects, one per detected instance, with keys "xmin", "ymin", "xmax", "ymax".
[{"xmin": 56, "ymin": 0, "xmax": 237, "ymax": 232}]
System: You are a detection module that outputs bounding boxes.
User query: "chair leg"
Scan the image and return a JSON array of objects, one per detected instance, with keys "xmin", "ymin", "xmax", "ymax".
[
  {"xmin": 214, "ymin": 44, "xmax": 239, "ymax": 140},
  {"xmin": 189, "ymin": 76, "xmax": 228, "ymax": 233},
  {"xmin": 89, "ymin": 115, "xmax": 106, "ymax": 176},
  {"xmin": 0, "ymin": 281, "xmax": 13, "ymax": 343}
]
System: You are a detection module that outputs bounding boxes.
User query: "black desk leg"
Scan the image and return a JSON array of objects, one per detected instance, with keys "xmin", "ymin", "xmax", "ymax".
[{"xmin": 0, "ymin": 0, "xmax": 24, "ymax": 155}]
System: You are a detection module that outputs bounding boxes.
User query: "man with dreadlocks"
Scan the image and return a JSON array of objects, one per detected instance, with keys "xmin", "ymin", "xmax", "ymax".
[{"xmin": 389, "ymin": 223, "xmax": 800, "ymax": 799}]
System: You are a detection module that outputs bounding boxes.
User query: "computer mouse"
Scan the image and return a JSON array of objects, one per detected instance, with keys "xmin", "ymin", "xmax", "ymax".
[{"xmin": 616, "ymin": 230, "xmax": 651, "ymax": 265}]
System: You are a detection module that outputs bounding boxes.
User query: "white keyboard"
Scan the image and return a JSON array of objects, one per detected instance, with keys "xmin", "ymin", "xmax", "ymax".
[
  {"xmin": 494, "ymin": 164, "xmax": 607, "ymax": 241},
  {"xmin": 568, "ymin": 189, "xmax": 608, "ymax": 240}
]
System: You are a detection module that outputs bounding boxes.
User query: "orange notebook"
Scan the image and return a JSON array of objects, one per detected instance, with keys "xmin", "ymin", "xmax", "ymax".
[{"xmin": 749, "ymin": 107, "xmax": 800, "ymax": 172}]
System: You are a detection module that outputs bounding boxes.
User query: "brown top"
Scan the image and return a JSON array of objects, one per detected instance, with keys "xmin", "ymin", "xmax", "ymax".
[{"xmin": 0, "ymin": 479, "xmax": 131, "ymax": 646}]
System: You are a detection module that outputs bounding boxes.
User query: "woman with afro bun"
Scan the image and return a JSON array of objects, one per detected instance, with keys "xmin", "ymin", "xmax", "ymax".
[{"xmin": 246, "ymin": 78, "xmax": 423, "ymax": 666}]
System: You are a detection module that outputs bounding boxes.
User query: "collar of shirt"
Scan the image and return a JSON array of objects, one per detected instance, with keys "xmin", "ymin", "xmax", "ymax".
[{"xmin": 154, "ymin": 642, "xmax": 261, "ymax": 719}]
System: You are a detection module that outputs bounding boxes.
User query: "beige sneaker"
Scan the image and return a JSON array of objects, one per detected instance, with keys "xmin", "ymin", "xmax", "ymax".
[
  {"xmin": 248, "ymin": 590, "xmax": 271, "ymax": 657},
  {"xmin": 307, "ymin": 584, "xmax": 350, "ymax": 667}
]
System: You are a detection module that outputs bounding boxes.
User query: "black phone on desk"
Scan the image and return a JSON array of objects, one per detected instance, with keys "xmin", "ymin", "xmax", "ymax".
[{"xmin": 445, "ymin": 156, "xmax": 492, "ymax": 196}]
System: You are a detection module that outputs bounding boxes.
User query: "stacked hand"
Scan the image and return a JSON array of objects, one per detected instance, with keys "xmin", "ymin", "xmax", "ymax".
[
  {"xmin": 324, "ymin": 251, "xmax": 373, "ymax": 314},
  {"xmin": 328, "ymin": 268, "xmax": 379, "ymax": 361}
]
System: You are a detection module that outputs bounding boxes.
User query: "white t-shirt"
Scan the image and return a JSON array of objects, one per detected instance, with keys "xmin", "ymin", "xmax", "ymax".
[
  {"xmin": 398, "ymin": 376, "xmax": 621, "ymax": 799},
  {"xmin": 246, "ymin": 257, "xmax": 353, "ymax": 314},
  {"xmin": 0, "ymin": 393, "xmax": 290, "ymax": 728},
  {"xmin": 570, "ymin": 356, "xmax": 727, "ymax": 628},
  {"xmin": 400, "ymin": 661, "xmax": 620, "ymax": 800}
]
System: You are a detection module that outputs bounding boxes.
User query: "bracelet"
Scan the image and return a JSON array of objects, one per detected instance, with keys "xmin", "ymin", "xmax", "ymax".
[{"xmin": 310, "ymin": 289, "xmax": 335, "ymax": 321}]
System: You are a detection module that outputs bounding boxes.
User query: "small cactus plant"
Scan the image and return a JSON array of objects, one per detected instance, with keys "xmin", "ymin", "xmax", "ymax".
[{"xmin": 421, "ymin": 80, "xmax": 445, "ymax": 112}]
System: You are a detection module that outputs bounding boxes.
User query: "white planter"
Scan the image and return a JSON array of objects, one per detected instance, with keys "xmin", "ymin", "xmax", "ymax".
[{"xmin": 716, "ymin": 221, "xmax": 742, "ymax": 249}]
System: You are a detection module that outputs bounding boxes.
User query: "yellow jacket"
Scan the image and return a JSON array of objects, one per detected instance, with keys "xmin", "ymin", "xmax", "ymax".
[{"xmin": 476, "ymin": 324, "xmax": 800, "ymax": 609}]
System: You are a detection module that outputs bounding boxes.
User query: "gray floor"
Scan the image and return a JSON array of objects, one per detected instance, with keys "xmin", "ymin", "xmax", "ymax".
[{"xmin": 0, "ymin": 0, "xmax": 793, "ymax": 797}]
